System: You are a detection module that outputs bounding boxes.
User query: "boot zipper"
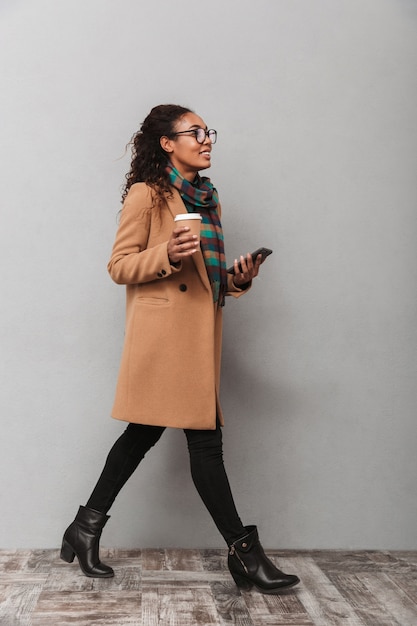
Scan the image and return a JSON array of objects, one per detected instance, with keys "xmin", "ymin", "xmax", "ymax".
[{"xmin": 229, "ymin": 545, "xmax": 248, "ymax": 574}]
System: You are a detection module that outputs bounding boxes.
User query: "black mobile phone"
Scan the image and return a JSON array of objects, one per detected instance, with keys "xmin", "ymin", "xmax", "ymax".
[{"xmin": 227, "ymin": 247, "xmax": 273, "ymax": 274}]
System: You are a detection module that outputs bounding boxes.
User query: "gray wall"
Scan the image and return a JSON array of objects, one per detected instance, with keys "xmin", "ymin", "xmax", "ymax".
[{"xmin": 1, "ymin": 0, "xmax": 416, "ymax": 550}]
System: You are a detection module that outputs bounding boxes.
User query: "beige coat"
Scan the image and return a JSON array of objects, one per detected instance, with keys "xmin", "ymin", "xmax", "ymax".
[{"xmin": 107, "ymin": 183, "xmax": 249, "ymax": 430}]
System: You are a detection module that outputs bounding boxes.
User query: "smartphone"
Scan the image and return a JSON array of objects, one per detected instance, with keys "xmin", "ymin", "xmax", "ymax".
[{"xmin": 227, "ymin": 247, "xmax": 273, "ymax": 274}]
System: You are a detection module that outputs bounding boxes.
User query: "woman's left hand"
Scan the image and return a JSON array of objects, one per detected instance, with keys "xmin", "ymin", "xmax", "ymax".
[{"xmin": 232, "ymin": 253, "xmax": 263, "ymax": 286}]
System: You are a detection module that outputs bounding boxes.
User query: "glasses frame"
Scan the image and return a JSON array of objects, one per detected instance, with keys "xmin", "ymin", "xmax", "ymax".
[{"xmin": 171, "ymin": 128, "xmax": 217, "ymax": 144}]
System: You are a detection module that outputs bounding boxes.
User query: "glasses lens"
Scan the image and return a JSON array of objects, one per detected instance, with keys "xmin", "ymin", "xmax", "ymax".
[
  {"xmin": 194, "ymin": 129, "xmax": 217, "ymax": 143},
  {"xmin": 208, "ymin": 129, "xmax": 217, "ymax": 144},
  {"xmin": 194, "ymin": 128, "xmax": 205, "ymax": 143}
]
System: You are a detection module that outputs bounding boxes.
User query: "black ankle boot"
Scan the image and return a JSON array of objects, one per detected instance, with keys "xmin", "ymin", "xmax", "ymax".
[
  {"xmin": 228, "ymin": 525, "xmax": 299, "ymax": 593},
  {"xmin": 60, "ymin": 505, "xmax": 114, "ymax": 578}
]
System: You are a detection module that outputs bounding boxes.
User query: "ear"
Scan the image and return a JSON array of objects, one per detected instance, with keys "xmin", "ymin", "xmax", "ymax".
[{"xmin": 160, "ymin": 136, "xmax": 174, "ymax": 153}]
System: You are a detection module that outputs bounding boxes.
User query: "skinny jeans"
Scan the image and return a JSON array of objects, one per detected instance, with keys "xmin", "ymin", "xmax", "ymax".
[{"xmin": 86, "ymin": 419, "xmax": 245, "ymax": 545}]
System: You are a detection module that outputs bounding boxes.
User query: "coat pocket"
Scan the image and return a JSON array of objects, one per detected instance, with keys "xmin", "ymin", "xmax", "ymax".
[{"xmin": 135, "ymin": 296, "xmax": 169, "ymax": 305}]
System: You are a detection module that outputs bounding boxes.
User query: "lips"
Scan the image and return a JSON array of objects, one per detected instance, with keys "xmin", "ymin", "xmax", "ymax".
[{"xmin": 200, "ymin": 150, "xmax": 211, "ymax": 157}]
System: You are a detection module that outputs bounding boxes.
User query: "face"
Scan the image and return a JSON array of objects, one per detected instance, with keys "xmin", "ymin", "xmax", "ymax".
[{"xmin": 160, "ymin": 112, "xmax": 214, "ymax": 181}]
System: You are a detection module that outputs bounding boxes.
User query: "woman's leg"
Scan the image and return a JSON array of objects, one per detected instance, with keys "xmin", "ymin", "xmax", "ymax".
[
  {"xmin": 86, "ymin": 423, "xmax": 165, "ymax": 513},
  {"xmin": 61, "ymin": 423, "xmax": 164, "ymax": 577},
  {"xmin": 184, "ymin": 420, "xmax": 300, "ymax": 593},
  {"xmin": 184, "ymin": 419, "xmax": 245, "ymax": 545}
]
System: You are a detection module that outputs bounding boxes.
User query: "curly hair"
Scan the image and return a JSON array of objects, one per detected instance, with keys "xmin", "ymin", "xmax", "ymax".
[{"xmin": 121, "ymin": 104, "xmax": 193, "ymax": 203}]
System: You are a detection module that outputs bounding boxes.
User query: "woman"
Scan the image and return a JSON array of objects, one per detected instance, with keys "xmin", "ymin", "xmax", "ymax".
[{"xmin": 61, "ymin": 104, "xmax": 300, "ymax": 594}]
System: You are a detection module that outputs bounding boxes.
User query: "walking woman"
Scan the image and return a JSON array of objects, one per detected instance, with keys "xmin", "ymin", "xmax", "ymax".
[{"xmin": 61, "ymin": 104, "xmax": 300, "ymax": 594}]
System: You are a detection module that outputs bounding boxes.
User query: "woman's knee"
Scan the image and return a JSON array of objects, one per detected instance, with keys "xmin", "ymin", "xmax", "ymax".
[
  {"xmin": 185, "ymin": 425, "xmax": 223, "ymax": 458},
  {"xmin": 124, "ymin": 423, "xmax": 165, "ymax": 448}
]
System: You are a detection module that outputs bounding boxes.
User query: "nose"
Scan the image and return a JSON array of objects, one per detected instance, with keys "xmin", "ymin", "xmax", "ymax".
[{"xmin": 203, "ymin": 131, "xmax": 213, "ymax": 145}]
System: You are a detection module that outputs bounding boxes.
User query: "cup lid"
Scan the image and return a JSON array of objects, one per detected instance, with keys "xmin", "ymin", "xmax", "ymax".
[{"xmin": 174, "ymin": 213, "xmax": 202, "ymax": 221}]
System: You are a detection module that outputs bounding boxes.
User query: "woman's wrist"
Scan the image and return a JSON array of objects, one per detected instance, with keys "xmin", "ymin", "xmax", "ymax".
[{"xmin": 232, "ymin": 277, "xmax": 250, "ymax": 290}]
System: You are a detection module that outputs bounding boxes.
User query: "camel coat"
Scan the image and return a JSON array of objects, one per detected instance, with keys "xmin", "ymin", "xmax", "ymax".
[{"xmin": 107, "ymin": 183, "xmax": 249, "ymax": 430}]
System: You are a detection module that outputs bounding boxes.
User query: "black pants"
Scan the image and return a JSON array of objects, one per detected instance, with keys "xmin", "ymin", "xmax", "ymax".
[{"xmin": 86, "ymin": 420, "xmax": 245, "ymax": 545}]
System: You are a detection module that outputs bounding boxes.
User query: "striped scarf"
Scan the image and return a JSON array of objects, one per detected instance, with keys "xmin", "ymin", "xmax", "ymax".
[{"xmin": 166, "ymin": 164, "xmax": 227, "ymax": 306}]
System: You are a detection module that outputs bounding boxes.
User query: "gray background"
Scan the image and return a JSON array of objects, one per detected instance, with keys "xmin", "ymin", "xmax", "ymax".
[{"xmin": 1, "ymin": 0, "xmax": 416, "ymax": 550}]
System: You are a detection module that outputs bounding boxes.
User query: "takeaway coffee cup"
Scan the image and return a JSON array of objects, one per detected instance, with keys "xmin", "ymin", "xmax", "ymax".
[{"xmin": 174, "ymin": 213, "xmax": 202, "ymax": 244}]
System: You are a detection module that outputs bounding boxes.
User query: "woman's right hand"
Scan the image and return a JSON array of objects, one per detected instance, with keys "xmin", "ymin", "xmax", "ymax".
[{"xmin": 168, "ymin": 227, "xmax": 199, "ymax": 264}]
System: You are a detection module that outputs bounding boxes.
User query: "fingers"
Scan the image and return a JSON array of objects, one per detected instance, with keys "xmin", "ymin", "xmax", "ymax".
[
  {"xmin": 168, "ymin": 227, "xmax": 199, "ymax": 264},
  {"xmin": 233, "ymin": 253, "xmax": 262, "ymax": 286},
  {"xmin": 236, "ymin": 253, "xmax": 254, "ymax": 275}
]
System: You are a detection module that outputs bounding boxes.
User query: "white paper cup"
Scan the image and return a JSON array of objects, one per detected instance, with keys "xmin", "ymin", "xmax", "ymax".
[{"xmin": 174, "ymin": 213, "xmax": 202, "ymax": 243}]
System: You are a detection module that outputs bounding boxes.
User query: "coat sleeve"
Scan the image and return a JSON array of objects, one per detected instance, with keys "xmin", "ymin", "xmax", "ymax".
[
  {"xmin": 226, "ymin": 273, "xmax": 251, "ymax": 297},
  {"xmin": 107, "ymin": 184, "xmax": 181, "ymax": 285}
]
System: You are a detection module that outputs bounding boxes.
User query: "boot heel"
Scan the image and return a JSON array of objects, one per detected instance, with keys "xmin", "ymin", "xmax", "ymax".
[
  {"xmin": 231, "ymin": 571, "xmax": 253, "ymax": 590},
  {"xmin": 60, "ymin": 539, "xmax": 75, "ymax": 563}
]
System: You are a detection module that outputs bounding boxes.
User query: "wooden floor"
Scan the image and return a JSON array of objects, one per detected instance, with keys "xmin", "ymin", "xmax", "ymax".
[{"xmin": 1, "ymin": 548, "xmax": 417, "ymax": 625}]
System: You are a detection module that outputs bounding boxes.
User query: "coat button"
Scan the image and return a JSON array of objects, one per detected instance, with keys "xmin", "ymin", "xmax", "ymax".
[{"xmin": 179, "ymin": 284, "xmax": 187, "ymax": 292}]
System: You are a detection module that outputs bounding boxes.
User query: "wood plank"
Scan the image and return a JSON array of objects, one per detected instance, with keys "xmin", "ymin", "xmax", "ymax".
[
  {"xmin": 142, "ymin": 547, "xmax": 206, "ymax": 571},
  {"xmin": 141, "ymin": 586, "xmax": 159, "ymax": 626},
  {"xmin": 102, "ymin": 548, "xmax": 141, "ymax": 559},
  {"xmin": 142, "ymin": 548, "xmax": 166, "ymax": 570},
  {"xmin": 161, "ymin": 585, "xmax": 221, "ymax": 626},
  {"xmin": 387, "ymin": 572, "xmax": 417, "ymax": 603},
  {"xmin": 100, "ymin": 548, "xmax": 142, "ymax": 570},
  {"xmin": 357, "ymin": 572, "xmax": 417, "ymax": 625},
  {"xmin": 0, "ymin": 550, "xmax": 31, "ymax": 571},
  {"xmin": 241, "ymin": 588, "xmax": 313, "ymax": 626},
  {"xmin": 390, "ymin": 551, "xmax": 417, "ymax": 566},
  {"xmin": 0, "ymin": 582, "xmax": 44, "ymax": 625},
  {"xmin": 31, "ymin": 590, "xmax": 141, "ymax": 625},
  {"xmin": 309, "ymin": 550, "xmax": 380, "ymax": 574},
  {"xmin": 142, "ymin": 569, "xmax": 230, "ymax": 585},
  {"xmin": 366, "ymin": 551, "xmax": 417, "ymax": 574},
  {"xmin": 209, "ymin": 580, "xmax": 254, "ymax": 626},
  {"xmin": 25, "ymin": 549, "xmax": 59, "ymax": 573},
  {"xmin": 329, "ymin": 573, "xmax": 402, "ymax": 626},
  {"xmin": 200, "ymin": 548, "xmax": 229, "ymax": 573},
  {"xmin": 143, "ymin": 584, "xmax": 221, "ymax": 626},
  {"xmin": 32, "ymin": 612, "xmax": 141, "ymax": 626},
  {"xmin": 279, "ymin": 556, "xmax": 365, "ymax": 625},
  {"xmin": 164, "ymin": 548, "xmax": 204, "ymax": 571}
]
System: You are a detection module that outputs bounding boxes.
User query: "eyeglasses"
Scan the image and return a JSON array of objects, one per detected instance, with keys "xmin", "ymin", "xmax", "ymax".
[{"xmin": 172, "ymin": 128, "xmax": 217, "ymax": 144}]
